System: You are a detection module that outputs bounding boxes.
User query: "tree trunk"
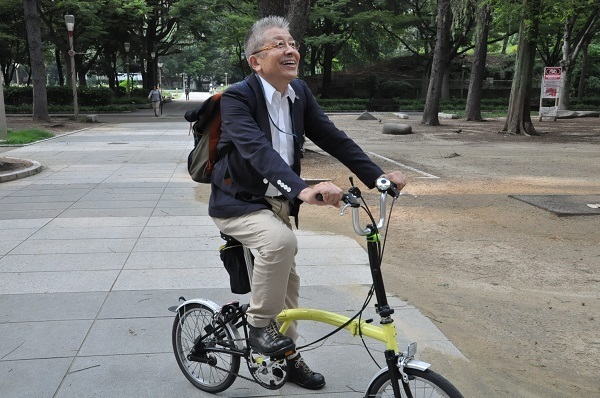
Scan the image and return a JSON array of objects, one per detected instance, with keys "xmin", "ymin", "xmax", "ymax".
[
  {"xmin": 577, "ymin": 39, "xmax": 590, "ymax": 99},
  {"xmin": 558, "ymin": 17, "xmax": 573, "ymax": 111},
  {"xmin": 420, "ymin": 60, "xmax": 431, "ymax": 99},
  {"xmin": 258, "ymin": 0, "xmax": 311, "ymax": 78},
  {"xmin": 465, "ymin": 1, "xmax": 491, "ymax": 121},
  {"xmin": 258, "ymin": 0, "xmax": 310, "ymax": 41},
  {"xmin": 558, "ymin": 10, "xmax": 599, "ymax": 110},
  {"xmin": 422, "ymin": 0, "xmax": 452, "ymax": 126},
  {"xmin": 501, "ymin": 31, "xmax": 509, "ymax": 54},
  {"xmin": 55, "ymin": 48, "xmax": 64, "ymax": 86},
  {"xmin": 258, "ymin": 1, "xmax": 284, "ymax": 18},
  {"xmin": 502, "ymin": 0, "xmax": 539, "ymax": 136},
  {"xmin": 441, "ymin": 69, "xmax": 450, "ymax": 100},
  {"xmin": 321, "ymin": 43, "xmax": 334, "ymax": 99},
  {"xmin": 23, "ymin": 0, "xmax": 49, "ymax": 121},
  {"xmin": 76, "ymin": 56, "xmax": 87, "ymax": 86}
]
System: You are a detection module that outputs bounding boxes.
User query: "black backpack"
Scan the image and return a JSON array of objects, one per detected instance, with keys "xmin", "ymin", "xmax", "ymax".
[{"xmin": 184, "ymin": 92, "xmax": 223, "ymax": 183}]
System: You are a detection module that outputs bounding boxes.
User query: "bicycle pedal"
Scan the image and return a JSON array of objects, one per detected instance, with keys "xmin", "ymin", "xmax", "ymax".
[
  {"xmin": 284, "ymin": 349, "xmax": 296, "ymax": 358},
  {"xmin": 270, "ymin": 349, "xmax": 296, "ymax": 361}
]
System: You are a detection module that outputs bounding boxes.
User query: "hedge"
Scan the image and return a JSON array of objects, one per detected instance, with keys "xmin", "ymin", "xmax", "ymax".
[{"xmin": 4, "ymin": 86, "xmax": 114, "ymax": 106}]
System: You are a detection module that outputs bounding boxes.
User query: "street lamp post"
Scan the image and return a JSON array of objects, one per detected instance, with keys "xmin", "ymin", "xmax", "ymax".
[
  {"xmin": 157, "ymin": 62, "xmax": 163, "ymax": 92},
  {"xmin": 1, "ymin": 74, "xmax": 7, "ymax": 140},
  {"xmin": 225, "ymin": 73, "xmax": 228, "ymax": 86},
  {"xmin": 124, "ymin": 42, "xmax": 130, "ymax": 98},
  {"xmin": 150, "ymin": 51, "xmax": 156, "ymax": 88},
  {"xmin": 64, "ymin": 15, "xmax": 78, "ymax": 120},
  {"xmin": 14, "ymin": 64, "xmax": 20, "ymax": 85},
  {"xmin": 460, "ymin": 56, "xmax": 466, "ymax": 99}
]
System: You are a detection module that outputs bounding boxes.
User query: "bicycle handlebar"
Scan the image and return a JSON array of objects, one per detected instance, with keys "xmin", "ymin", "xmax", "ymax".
[
  {"xmin": 344, "ymin": 176, "xmax": 398, "ymax": 236},
  {"xmin": 314, "ymin": 176, "xmax": 402, "ymax": 236}
]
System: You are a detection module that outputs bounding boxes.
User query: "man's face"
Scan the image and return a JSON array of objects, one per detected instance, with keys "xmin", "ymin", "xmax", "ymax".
[{"xmin": 249, "ymin": 27, "xmax": 300, "ymax": 92}]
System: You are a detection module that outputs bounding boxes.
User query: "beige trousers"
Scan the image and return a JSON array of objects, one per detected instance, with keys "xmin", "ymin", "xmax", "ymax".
[{"xmin": 211, "ymin": 197, "xmax": 300, "ymax": 341}]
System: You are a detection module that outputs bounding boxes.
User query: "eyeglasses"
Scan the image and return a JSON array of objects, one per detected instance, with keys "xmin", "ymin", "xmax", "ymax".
[{"xmin": 251, "ymin": 40, "xmax": 300, "ymax": 55}]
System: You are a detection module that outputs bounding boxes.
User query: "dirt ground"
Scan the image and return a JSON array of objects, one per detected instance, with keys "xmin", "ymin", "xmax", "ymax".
[
  {"xmin": 299, "ymin": 114, "xmax": 600, "ymax": 397},
  {"xmin": 3, "ymin": 113, "xmax": 599, "ymax": 397}
]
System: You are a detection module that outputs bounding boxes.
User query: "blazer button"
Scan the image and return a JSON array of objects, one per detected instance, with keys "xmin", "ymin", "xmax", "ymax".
[{"xmin": 263, "ymin": 178, "xmax": 268, "ymax": 184}]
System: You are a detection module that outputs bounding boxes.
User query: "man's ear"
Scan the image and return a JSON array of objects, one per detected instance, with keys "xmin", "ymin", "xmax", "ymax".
[{"xmin": 248, "ymin": 55, "xmax": 261, "ymax": 72}]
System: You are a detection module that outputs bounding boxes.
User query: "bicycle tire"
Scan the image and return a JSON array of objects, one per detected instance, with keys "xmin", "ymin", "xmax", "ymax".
[
  {"xmin": 365, "ymin": 367, "xmax": 463, "ymax": 398},
  {"xmin": 172, "ymin": 303, "xmax": 240, "ymax": 393}
]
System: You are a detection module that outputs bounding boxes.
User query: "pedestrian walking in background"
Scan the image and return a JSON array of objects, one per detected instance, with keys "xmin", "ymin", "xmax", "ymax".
[
  {"xmin": 148, "ymin": 86, "xmax": 162, "ymax": 117},
  {"xmin": 185, "ymin": 87, "xmax": 190, "ymax": 100}
]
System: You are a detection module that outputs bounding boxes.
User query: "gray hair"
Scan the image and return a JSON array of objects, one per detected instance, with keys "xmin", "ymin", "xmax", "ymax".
[{"xmin": 244, "ymin": 16, "xmax": 290, "ymax": 60}]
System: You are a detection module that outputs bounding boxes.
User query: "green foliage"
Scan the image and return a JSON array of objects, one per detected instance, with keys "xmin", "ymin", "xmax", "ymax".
[
  {"xmin": 3, "ymin": 129, "xmax": 53, "ymax": 145},
  {"xmin": 112, "ymin": 94, "xmax": 147, "ymax": 105},
  {"xmin": 5, "ymin": 103, "xmax": 138, "ymax": 114},
  {"xmin": 130, "ymin": 88, "xmax": 147, "ymax": 98},
  {"xmin": 4, "ymin": 86, "xmax": 33, "ymax": 104},
  {"xmin": 570, "ymin": 96, "xmax": 600, "ymax": 109},
  {"xmin": 316, "ymin": 98, "xmax": 369, "ymax": 111},
  {"xmin": 4, "ymin": 86, "xmax": 113, "ymax": 106},
  {"xmin": 78, "ymin": 86, "xmax": 114, "ymax": 106},
  {"xmin": 47, "ymin": 86, "xmax": 72, "ymax": 105}
]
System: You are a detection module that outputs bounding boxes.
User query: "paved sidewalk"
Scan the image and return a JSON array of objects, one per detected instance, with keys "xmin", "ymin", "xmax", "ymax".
[{"xmin": 0, "ymin": 94, "xmax": 463, "ymax": 398}]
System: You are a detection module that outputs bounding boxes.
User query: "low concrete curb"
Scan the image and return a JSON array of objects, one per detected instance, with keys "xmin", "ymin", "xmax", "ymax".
[{"xmin": 0, "ymin": 158, "xmax": 42, "ymax": 183}]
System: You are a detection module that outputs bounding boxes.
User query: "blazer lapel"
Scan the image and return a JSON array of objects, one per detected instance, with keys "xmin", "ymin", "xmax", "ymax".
[{"xmin": 248, "ymin": 74, "xmax": 272, "ymax": 143}]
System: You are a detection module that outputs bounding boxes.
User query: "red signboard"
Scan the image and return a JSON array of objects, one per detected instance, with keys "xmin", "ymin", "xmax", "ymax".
[{"xmin": 542, "ymin": 67, "xmax": 562, "ymax": 98}]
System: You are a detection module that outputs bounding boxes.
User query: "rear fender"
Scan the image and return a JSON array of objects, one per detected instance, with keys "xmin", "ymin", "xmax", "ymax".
[{"xmin": 175, "ymin": 298, "xmax": 244, "ymax": 349}]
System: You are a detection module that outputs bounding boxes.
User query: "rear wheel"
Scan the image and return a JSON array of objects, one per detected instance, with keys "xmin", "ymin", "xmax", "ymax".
[
  {"xmin": 365, "ymin": 367, "xmax": 463, "ymax": 398},
  {"xmin": 172, "ymin": 303, "xmax": 240, "ymax": 393}
]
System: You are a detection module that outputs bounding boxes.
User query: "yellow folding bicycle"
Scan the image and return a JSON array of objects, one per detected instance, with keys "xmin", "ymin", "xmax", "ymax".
[{"xmin": 172, "ymin": 177, "xmax": 464, "ymax": 397}]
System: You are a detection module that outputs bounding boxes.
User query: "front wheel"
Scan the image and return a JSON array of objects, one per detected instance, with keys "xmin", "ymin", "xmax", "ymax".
[
  {"xmin": 172, "ymin": 303, "xmax": 240, "ymax": 393},
  {"xmin": 365, "ymin": 367, "xmax": 463, "ymax": 398}
]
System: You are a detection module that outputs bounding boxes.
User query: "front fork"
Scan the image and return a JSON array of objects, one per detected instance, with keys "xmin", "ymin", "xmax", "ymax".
[{"xmin": 384, "ymin": 350, "xmax": 404, "ymax": 397}]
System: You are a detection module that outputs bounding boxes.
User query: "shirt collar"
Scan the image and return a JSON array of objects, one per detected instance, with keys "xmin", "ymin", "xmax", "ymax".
[{"xmin": 257, "ymin": 75, "xmax": 296, "ymax": 105}]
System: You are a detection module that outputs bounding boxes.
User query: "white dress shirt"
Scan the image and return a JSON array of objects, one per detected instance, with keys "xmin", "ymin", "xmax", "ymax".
[{"xmin": 258, "ymin": 75, "xmax": 296, "ymax": 197}]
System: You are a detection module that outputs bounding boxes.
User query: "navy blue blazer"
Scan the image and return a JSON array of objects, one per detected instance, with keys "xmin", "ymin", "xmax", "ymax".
[{"xmin": 208, "ymin": 73, "xmax": 384, "ymax": 221}]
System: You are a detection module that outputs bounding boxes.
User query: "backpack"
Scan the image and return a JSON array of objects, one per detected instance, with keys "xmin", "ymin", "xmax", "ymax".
[{"xmin": 185, "ymin": 92, "xmax": 224, "ymax": 183}]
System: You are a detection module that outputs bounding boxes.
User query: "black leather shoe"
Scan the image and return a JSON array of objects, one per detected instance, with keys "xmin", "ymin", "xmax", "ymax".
[
  {"xmin": 248, "ymin": 322, "xmax": 295, "ymax": 357},
  {"xmin": 288, "ymin": 355, "xmax": 326, "ymax": 390}
]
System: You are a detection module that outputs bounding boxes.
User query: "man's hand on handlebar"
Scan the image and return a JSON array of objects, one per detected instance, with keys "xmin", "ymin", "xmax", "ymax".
[
  {"xmin": 298, "ymin": 181, "xmax": 344, "ymax": 206},
  {"xmin": 384, "ymin": 171, "xmax": 407, "ymax": 191}
]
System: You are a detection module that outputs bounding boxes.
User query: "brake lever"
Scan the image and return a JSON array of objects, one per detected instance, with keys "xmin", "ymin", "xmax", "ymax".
[{"xmin": 340, "ymin": 202, "xmax": 353, "ymax": 216}]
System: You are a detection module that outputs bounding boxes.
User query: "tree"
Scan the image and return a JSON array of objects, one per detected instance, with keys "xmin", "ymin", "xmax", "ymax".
[
  {"xmin": 421, "ymin": 0, "xmax": 452, "ymax": 126},
  {"xmin": 258, "ymin": 0, "xmax": 311, "ymax": 41},
  {"xmin": 576, "ymin": 35, "xmax": 592, "ymax": 99},
  {"xmin": 0, "ymin": 0, "xmax": 28, "ymax": 87},
  {"xmin": 23, "ymin": 0, "xmax": 49, "ymax": 121},
  {"xmin": 502, "ymin": 0, "xmax": 541, "ymax": 135},
  {"xmin": 558, "ymin": 4, "xmax": 599, "ymax": 110},
  {"xmin": 465, "ymin": 0, "xmax": 492, "ymax": 121}
]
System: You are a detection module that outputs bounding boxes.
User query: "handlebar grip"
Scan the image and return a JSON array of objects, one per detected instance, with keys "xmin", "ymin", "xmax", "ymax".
[
  {"xmin": 315, "ymin": 193, "xmax": 358, "ymax": 206},
  {"xmin": 388, "ymin": 182, "xmax": 400, "ymax": 198}
]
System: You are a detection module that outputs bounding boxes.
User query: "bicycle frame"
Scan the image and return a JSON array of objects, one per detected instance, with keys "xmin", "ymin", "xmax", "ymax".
[
  {"xmin": 278, "ymin": 308, "xmax": 399, "ymax": 352},
  {"xmin": 175, "ymin": 178, "xmax": 434, "ymax": 396}
]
